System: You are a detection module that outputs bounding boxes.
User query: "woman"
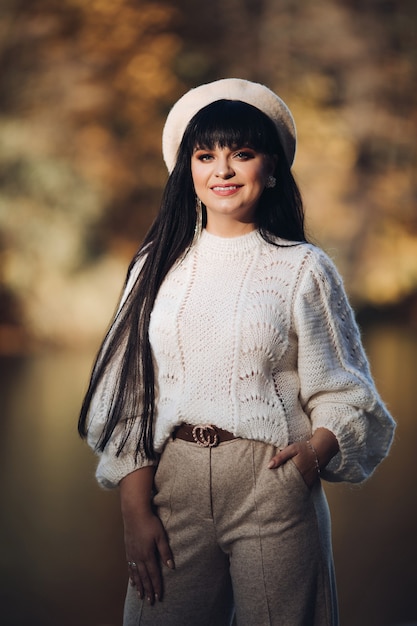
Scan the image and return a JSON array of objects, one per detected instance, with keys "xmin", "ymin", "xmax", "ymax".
[{"xmin": 78, "ymin": 78, "xmax": 395, "ymax": 626}]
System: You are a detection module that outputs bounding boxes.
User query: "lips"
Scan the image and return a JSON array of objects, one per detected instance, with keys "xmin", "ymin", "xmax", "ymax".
[{"xmin": 211, "ymin": 185, "xmax": 242, "ymax": 195}]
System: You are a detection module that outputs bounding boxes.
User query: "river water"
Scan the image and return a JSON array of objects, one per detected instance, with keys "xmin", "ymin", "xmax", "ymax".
[{"xmin": 0, "ymin": 320, "xmax": 416, "ymax": 626}]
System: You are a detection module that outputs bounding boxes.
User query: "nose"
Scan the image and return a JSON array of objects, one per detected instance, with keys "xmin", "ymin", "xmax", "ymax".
[{"xmin": 215, "ymin": 156, "xmax": 235, "ymax": 179}]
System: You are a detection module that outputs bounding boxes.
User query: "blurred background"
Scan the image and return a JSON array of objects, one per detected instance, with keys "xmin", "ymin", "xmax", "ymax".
[{"xmin": 0, "ymin": 1, "xmax": 416, "ymax": 625}]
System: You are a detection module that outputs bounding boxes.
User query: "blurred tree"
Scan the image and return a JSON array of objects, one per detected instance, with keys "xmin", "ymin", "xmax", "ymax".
[
  {"xmin": 257, "ymin": 0, "xmax": 417, "ymax": 306},
  {"xmin": 0, "ymin": 0, "xmax": 183, "ymax": 349},
  {"xmin": 0, "ymin": 0, "xmax": 415, "ymax": 350}
]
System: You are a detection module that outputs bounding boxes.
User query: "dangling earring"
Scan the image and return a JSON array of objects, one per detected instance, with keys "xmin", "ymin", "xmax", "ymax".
[
  {"xmin": 192, "ymin": 197, "xmax": 203, "ymax": 245},
  {"xmin": 265, "ymin": 175, "xmax": 276, "ymax": 189}
]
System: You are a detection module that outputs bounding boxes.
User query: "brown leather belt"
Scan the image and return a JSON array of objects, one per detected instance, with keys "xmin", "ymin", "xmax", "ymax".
[{"xmin": 173, "ymin": 423, "xmax": 238, "ymax": 448}]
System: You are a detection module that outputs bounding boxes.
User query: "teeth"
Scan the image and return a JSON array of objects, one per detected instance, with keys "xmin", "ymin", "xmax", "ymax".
[{"xmin": 212, "ymin": 186, "xmax": 238, "ymax": 191}]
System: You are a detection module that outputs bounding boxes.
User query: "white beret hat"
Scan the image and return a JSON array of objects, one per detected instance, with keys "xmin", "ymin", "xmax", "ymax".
[{"xmin": 162, "ymin": 78, "xmax": 296, "ymax": 173}]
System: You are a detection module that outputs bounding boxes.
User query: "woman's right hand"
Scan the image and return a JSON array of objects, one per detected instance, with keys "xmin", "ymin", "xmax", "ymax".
[
  {"xmin": 120, "ymin": 466, "xmax": 175, "ymax": 605},
  {"xmin": 124, "ymin": 509, "xmax": 174, "ymax": 604}
]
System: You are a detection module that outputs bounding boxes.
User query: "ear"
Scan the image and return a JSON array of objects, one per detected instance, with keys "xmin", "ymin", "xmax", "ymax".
[{"xmin": 265, "ymin": 154, "xmax": 278, "ymax": 176}]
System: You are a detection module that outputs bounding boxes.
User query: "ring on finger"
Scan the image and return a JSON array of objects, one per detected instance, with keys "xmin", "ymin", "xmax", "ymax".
[{"xmin": 128, "ymin": 561, "xmax": 138, "ymax": 569}]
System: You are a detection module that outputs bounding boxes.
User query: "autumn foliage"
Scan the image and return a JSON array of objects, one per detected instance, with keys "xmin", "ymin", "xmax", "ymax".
[{"xmin": 0, "ymin": 0, "xmax": 415, "ymax": 351}]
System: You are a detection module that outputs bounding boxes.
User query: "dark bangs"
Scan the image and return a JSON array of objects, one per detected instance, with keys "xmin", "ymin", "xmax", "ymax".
[{"xmin": 183, "ymin": 99, "xmax": 281, "ymax": 155}]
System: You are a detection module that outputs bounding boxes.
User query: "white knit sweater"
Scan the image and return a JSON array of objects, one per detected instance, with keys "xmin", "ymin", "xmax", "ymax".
[{"xmin": 87, "ymin": 229, "xmax": 395, "ymax": 488}]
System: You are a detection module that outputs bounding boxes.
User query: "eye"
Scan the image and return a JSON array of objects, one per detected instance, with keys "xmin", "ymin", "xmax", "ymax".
[
  {"xmin": 193, "ymin": 150, "xmax": 214, "ymax": 162},
  {"xmin": 199, "ymin": 154, "xmax": 213, "ymax": 162},
  {"xmin": 234, "ymin": 150, "xmax": 255, "ymax": 160}
]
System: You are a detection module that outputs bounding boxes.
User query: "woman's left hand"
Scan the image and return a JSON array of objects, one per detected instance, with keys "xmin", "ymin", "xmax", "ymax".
[
  {"xmin": 267, "ymin": 427, "xmax": 339, "ymax": 489},
  {"xmin": 267, "ymin": 441, "xmax": 320, "ymax": 488}
]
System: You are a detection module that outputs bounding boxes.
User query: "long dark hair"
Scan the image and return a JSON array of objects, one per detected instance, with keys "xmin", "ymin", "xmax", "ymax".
[{"xmin": 78, "ymin": 99, "xmax": 307, "ymax": 460}]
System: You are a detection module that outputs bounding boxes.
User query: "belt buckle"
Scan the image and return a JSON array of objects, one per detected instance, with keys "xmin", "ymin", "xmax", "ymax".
[{"xmin": 192, "ymin": 424, "xmax": 219, "ymax": 448}]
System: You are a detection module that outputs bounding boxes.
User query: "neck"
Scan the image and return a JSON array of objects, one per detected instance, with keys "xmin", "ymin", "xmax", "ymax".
[{"xmin": 205, "ymin": 217, "xmax": 256, "ymax": 238}]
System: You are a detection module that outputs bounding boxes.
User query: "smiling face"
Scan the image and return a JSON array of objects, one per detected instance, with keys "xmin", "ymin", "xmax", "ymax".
[
  {"xmin": 179, "ymin": 99, "xmax": 281, "ymax": 237},
  {"xmin": 191, "ymin": 145, "xmax": 275, "ymax": 235}
]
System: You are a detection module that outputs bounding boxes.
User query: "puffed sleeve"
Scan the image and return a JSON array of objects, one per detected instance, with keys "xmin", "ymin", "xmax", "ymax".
[
  {"xmin": 86, "ymin": 369, "xmax": 156, "ymax": 489},
  {"xmin": 293, "ymin": 247, "xmax": 396, "ymax": 483},
  {"xmin": 85, "ymin": 256, "xmax": 157, "ymax": 489}
]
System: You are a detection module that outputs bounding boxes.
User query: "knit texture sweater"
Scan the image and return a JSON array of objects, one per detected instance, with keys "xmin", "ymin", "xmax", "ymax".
[{"xmin": 87, "ymin": 229, "xmax": 395, "ymax": 488}]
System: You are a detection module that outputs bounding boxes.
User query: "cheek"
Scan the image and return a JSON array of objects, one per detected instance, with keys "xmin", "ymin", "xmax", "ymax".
[
  {"xmin": 250, "ymin": 165, "xmax": 269, "ymax": 190},
  {"xmin": 191, "ymin": 163, "xmax": 205, "ymax": 189}
]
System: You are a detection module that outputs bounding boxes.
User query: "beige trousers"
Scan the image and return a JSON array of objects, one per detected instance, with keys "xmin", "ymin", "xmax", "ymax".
[{"xmin": 123, "ymin": 437, "xmax": 338, "ymax": 626}]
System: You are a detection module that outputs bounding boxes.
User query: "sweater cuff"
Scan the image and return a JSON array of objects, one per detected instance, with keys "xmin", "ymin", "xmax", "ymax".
[
  {"xmin": 95, "ymin": 449, "xmax": 157, "ymax": 489},
  {"xmin": 311, "ymin": 403, "xmax": 379, "ymax": 483}
]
